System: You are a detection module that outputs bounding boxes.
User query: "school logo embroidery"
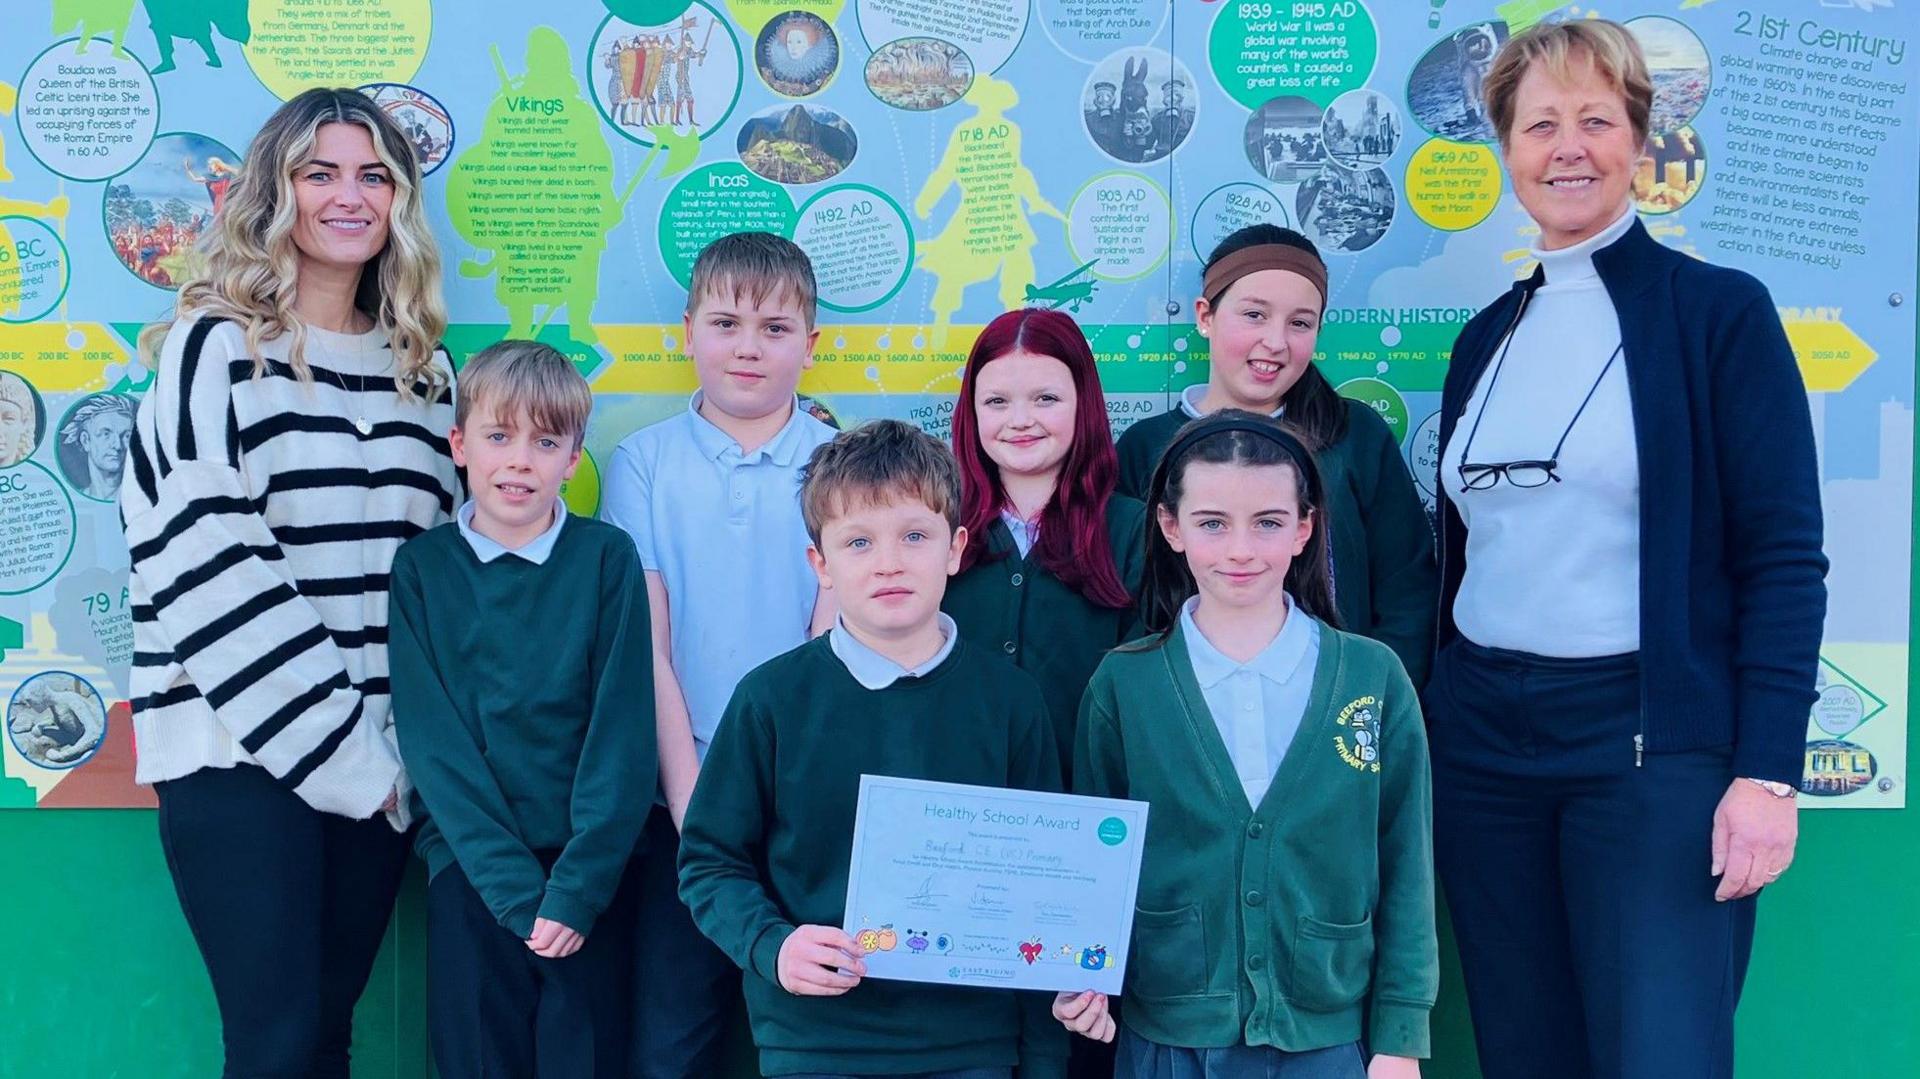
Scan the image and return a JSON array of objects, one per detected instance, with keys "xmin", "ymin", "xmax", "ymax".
[{"xmin": 1334, "ymin": 696, "xmax": 1382, "ymax": 773}]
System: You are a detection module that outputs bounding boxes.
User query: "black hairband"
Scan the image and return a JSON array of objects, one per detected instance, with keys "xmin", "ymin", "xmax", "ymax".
[{"xmin": 1147, "ymin": 415, "xmax": 1317, "ymax": 503}]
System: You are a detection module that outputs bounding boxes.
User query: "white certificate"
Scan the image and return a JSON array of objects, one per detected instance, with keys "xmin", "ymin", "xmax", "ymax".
[{"xmin": 841, "ymin": 774, "xmax": 1149, "ymax": 994}]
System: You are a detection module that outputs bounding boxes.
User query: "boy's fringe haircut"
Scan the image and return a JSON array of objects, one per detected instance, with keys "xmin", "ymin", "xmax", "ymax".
[
  {"xmin": 800, "ymin": 419, "xmax": 960, "ymax": 545},
  {"xmin": 455, "ymin": 340, "xmax": 595, "ymax": 449},
  {"xmin": 687, "ymin": 232, "xmax": 819, "ymax": 327}
]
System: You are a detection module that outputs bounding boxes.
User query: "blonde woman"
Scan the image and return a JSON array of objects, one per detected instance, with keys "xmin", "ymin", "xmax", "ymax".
[
  {"xmin": 123, "ymin": 87, "xmax": 459, "ymax": 1078},
  {"xmin": 1427, "ymin": 21, "xmax": 1822, "ymax": 1079}
]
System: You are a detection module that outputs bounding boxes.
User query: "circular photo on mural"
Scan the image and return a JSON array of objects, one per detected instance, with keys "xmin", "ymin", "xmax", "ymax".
[
  {"xmin": 1407, "ymin": 20, "xmax": 1511, "ymax": 144},
  {"xmin": 7, "ymin": 671, "xmax": 108, "ymax": 770},
  {"xmin": 1803, "ymin": 739, "xmax": 1878, "ymax": 797},
  {"xmin": 736, "ymin": 102, "xmax": 858, "ymax": 185},
  {"xmin": 55, "ymin": 392, "xmax": 138, "ymax": 502},
  {"xmin": 756, "ymin": 11, "xmax": 839, "ymax": 97},
  {"xmin": 588, "ymin": 2, "xmax": 744, "ymax": 146},
  {"xmin": 1084, "ymin": 48, "xmax": 1196, "ymax": 165},
  {"xmin": 1243, "ymin": 95, "xmax": 1325, "ymax": 183},
  {"xmin": 360, "ymin": 82, "xmax": 456, "ymax": 176},
  {"xmin": 865, "ymin": 36, "xmax": 974, "ymax": 111},
  {"xmin": 1323, "ymin": 89, "xmax": 1401, "ymax": 170},
  {"xmin": 0, "ymin": 368, "xmax": 48, "ymax": 469},
  {"xmin": 102, "ymin": 131, "xmax": 242, "ymax": 290},
  {"xmin": 1627, "ymin": 16, "xmax": 1711, "ymax": 136},
  {"xmin": 1634, "ymin": 125, "xmax": 1707, "ymax": 214},
  {"xmin": 798, "ymin": 394, "xmax": 842, "ymax": 430},
  {"xmin": 1296, "ymin": 164, "xmax": 1396, "ymax": 253}
]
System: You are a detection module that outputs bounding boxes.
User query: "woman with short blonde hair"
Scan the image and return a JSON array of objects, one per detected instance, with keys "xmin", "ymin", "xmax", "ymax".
[
  {"xmin": 1480, "ymin": 18, "xmax": 1653, "ymax": 146},
  {"xmin": 1426, "ymin": 19, "xmax": 1824, "ymax": 1079},
  {"xmin": 125, "ymin": 87, "xmax": 460, "ymax": 1077}
]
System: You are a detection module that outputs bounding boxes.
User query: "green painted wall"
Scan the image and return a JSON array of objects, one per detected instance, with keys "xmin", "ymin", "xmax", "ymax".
[
  {"xmin": 0, "ymin": 798, "xmax": 1913, "ymax": 1076},
  {"xmin": 0, "ymin": 812, "xmax": 428, "ymax": 1079}
]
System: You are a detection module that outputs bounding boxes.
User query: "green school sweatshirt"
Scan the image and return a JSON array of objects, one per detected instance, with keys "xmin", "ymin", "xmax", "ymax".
[
  {"xmin": 942, "ymin": 494, "xmax": 1147, "ymax": 774},
  {"xmin": 1075, "ymin": 622, "xmax": 1436, "ymax": 1058},
  {"xmin": 389, "ymin": 518, "xmax": 656, "ymax": 939},
  {"xmin": 1114, "ymin": 399, "xmax": 1437, "ymax": 684},
  {"xmin": 677, "ymin": 634, "xmax": 1069, "ymax": 1079}
]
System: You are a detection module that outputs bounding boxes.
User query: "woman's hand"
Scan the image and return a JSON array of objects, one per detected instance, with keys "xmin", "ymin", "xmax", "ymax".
[
  {"xmin": 1052, "ymin": 990, "xmax": 1115, "ymax": 1042},
  {"xmin": 1368, "ymin": 1053, "xmax": 1421, "ymax": 1078},
  {"xmin": 1712, "ymin": 779, "xmax": 1798, "ymax": 901}
]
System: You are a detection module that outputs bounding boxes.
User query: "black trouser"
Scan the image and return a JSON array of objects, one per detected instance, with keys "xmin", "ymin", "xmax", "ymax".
[
  {"xmin": 785, "ymin": 1070, "xmax": 1012, "ymax": 1079},
  {"xmin": 427, "ymin": 853, "xmax": 640, "ymax": 1078},
  {"xmin": 1427, "ymin": 639, "xmax": 1756, "ymax": 1079},
  {"xmin": 1069, "ymin": 1032, "xmax": 1118, "ymax": 1079},
  {"xmin": 155, "ymin": 763, "xmax": 410, "ymax": 1079},
  {"xmin": 631, "ymin": 803, "xmax": 744, "ymax": 1078},
  {"xmin": 1117, "ymin": 1030, "xmax": 1364, "ymax": 1079}
]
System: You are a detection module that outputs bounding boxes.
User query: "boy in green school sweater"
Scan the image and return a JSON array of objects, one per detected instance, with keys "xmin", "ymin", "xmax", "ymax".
[
  {"xmin": 677, "ymin": 419, "xmax": 1069, "ymax": 1079},
  {"xmin": 390, "ymin": 341, "xmax": 654, "ymax": 1079}
]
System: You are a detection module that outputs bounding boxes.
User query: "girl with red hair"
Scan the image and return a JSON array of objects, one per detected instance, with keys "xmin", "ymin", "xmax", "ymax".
[{"xmin": 943, "ymin": 307, "xmax": 1146, "ymax": 778}]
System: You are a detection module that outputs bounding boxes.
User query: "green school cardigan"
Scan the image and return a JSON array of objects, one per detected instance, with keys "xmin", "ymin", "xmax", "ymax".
[{"xmin": 1076, "ymin": 621, "xmax": 1437, "ymax": 1058}]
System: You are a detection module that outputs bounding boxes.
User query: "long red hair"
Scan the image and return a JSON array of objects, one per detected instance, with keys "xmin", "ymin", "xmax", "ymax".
[{"xmin": 951, "ymin": 308, "xmax": 1131, "ymax": 609}]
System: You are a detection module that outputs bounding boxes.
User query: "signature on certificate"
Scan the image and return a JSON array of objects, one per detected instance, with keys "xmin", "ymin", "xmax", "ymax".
[
  {"xmin": 970, "ymin": 884, "xmax": 1012, "ymax": 919},
  {"xmin": 905, "ymin": 875, "xmax": 948, "ymax": 906},
  {"xmin": 1034, "ymin": 900, "xmax": 1080, "ymax": 923}
]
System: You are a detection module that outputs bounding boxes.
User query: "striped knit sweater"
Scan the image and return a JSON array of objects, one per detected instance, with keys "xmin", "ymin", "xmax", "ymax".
[{"xmin": 122, "ymin": 314, "xmax": 460, "ymax": 823}]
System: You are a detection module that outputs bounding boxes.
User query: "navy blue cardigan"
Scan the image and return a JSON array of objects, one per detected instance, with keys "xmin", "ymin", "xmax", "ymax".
[{"xmin": 1436, "ymin": 220, "xmax": 1827, "ymax": 784}]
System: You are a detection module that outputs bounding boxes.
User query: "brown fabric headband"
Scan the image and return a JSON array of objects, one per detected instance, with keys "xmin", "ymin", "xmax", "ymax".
[{"xmin": 1201, "ymin": 244, "xmax": 1329, "ymax": 311}]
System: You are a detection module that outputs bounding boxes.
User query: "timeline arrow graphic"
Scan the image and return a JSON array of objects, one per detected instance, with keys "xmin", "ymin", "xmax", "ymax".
[{"xmin": 1784, "ymin": 318, "xmax": 1879, "ymax": 393}]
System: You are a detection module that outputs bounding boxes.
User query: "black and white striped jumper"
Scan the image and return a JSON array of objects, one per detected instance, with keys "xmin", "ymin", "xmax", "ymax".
[{"xmin": 122, "ymin": 314, "xmax": 460, "ymax": 821}]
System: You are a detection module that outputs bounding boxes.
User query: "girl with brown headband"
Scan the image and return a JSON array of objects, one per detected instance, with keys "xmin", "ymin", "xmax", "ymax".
[{"xmin": 1115, "ymin": 225, "xmax": 1437, "ymax": 684}]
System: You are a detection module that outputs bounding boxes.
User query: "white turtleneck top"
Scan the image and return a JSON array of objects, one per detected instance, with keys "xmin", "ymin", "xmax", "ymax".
[{"xmin": 1442, "ymin": 204, "xmax": 1642, "ymax": 657}]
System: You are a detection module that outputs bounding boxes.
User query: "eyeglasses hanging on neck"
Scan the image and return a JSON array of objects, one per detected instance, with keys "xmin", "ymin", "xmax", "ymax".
[{"xmin": 1455, "ymin": 319, "xmax": 1624, "ymax": 492}]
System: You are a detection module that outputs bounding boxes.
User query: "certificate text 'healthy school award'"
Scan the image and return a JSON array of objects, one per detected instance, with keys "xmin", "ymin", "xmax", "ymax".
[{"xmin": 842, "ymin": 775, "xmax": 1149, "ymax": 994}]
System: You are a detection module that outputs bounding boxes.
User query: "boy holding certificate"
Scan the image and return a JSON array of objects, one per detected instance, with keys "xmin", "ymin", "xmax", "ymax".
[{"xmin": 677, "ymin": 420, "xmax": 1069, "ymax": 1079}]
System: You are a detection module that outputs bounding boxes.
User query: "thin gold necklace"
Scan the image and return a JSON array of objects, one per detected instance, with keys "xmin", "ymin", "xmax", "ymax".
[{"xmin": 311, "ymin": 321, "xmax": 377, "ymax": 436}]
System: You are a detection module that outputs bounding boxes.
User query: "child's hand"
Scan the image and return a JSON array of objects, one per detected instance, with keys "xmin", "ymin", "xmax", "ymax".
[
  {"xmin": 1052, "ymin": 991, "xmax": 1115, "ymax": 1043},
  {"xmin": 1367, "ymin": 1054, "xmax": 1420, "ymax": 1079},
  {"xmin": 777, "ymin": 924, "xmax": 866, "ymax": 996},
  {"xmin": 525, "ymin": 918, "xmax": 585, "ymax": 959}
]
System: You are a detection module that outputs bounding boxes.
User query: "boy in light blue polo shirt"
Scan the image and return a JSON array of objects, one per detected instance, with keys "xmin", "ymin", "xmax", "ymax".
[{"xmin": 601, "ymin": 232, "xmax": 836, "ymax": 1077}]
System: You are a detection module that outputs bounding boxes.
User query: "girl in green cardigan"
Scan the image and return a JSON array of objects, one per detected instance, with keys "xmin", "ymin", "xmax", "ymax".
[
  {"xmin": 943, "ymin": 307, "xmax": 1147, "ymax": 776},
  {"xmin": 1113, "ymin": 226, "xmax": 1437, "ymax": 685},
  {"xmin": 1056, "ymin": 412, "xmax": 1436, "ymax": 1079}
]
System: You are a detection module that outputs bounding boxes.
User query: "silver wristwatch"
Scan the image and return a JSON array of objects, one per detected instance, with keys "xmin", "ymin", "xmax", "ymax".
[{"xmin": 1743, "ymin": 777, "xmax": 1799, "ymax": 799}]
